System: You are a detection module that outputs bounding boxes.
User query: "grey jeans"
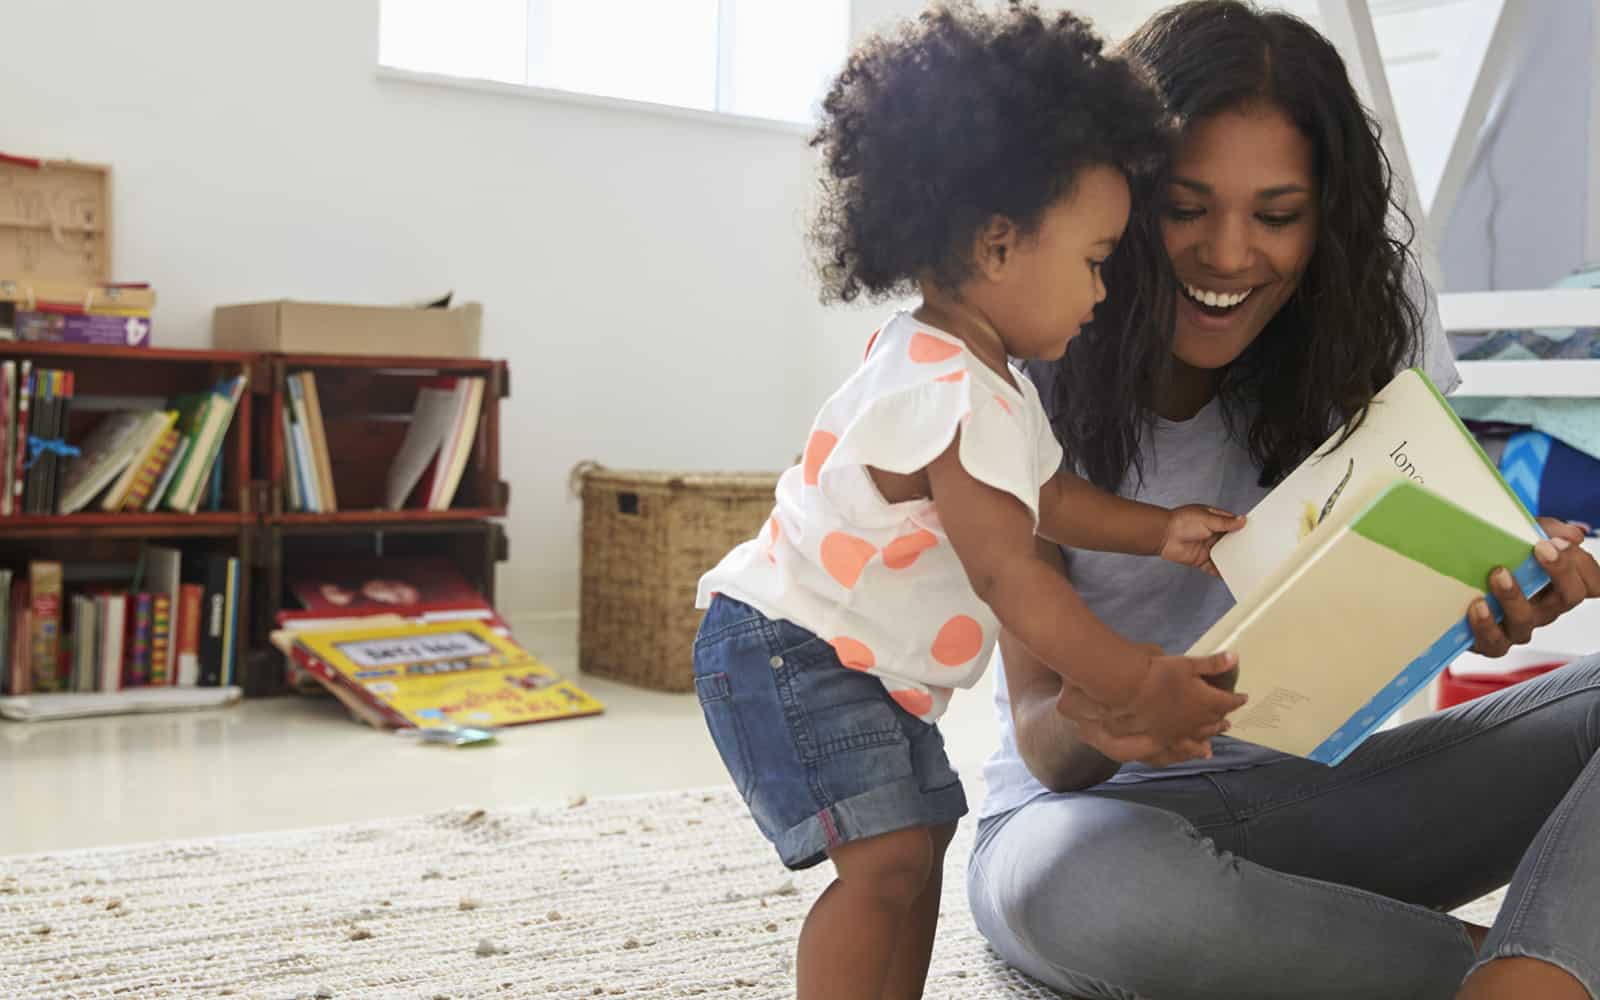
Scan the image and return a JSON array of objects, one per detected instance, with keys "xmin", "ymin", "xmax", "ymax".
[{"xmin": 967, "ymin": 655, "xmax": 1600, "ymax": 1000}]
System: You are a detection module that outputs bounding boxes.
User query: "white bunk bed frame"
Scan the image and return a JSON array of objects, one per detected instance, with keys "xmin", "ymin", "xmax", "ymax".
[{"xmin": 1320, "ymin": 0, "xmax": 1600, "ymax": 397}]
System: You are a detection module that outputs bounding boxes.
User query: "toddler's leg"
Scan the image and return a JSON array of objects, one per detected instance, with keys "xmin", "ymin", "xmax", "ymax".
[
  {"xmin": 797, "ymin": 825, "xmax": 936, "ymax": 1000},
  {"xmin": 881, "ymin": 820, "xmax": 959, "ymax": 1000}
]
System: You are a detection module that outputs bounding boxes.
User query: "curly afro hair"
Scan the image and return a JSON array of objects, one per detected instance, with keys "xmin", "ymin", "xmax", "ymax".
[{"xmin": 809, "ymin": 1, "xmax": 1171, "ymax": 304}]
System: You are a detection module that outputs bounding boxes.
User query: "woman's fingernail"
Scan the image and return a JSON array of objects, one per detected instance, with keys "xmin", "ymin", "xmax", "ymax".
[
  {"xmin": 1495, "ymin": 568, "xmax": 1515, "ymax": 587},
  {"xmin": 1551, "ymin": 537, "xmax": 1572, "ymax": 552},
  {"xmin": 1536, "ymin": 540, "xmax": 1559, "ymax": 562},
  {"xmin": 1474, "ymin": 601, "xmax": 1491, "ymax": 621}
]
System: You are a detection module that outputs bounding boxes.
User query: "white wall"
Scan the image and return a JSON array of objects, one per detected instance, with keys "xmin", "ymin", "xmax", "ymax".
[
  {"xmin": 2, "ymin": 0, "xmax": 828, "ymax": 616},
  {"xmin": 9, "ymin": 0, "xmax": 1582, "ymax": 619}
]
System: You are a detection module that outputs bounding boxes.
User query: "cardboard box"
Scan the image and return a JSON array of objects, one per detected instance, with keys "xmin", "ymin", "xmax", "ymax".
[
  {"xmin": 212, "ymin": 300, "xmax": 482, "ymax": 358},
  {"xmin": 0, "ymin": 156, "xmax": 111, "ymax": 285},
  {"xmin": 0, "ymin": 279, "xmax": 154, "ymax": 313}
]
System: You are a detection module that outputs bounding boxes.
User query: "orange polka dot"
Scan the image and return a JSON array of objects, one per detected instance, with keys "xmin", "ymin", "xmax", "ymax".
[
  {"xmin": 821, "ymin": 531, "xmax": 877, "ymax": 589},
  {"xmin": 830, "ymin": 637, "xmax": 876, "ymax": 671},
  {"xmin": 864, "ymin": 327, "xmax": 881, "ymax": 360},
  {"xmin": 993, "ymin": 394, "xmax": 1013, "ymax": 415},
  {"xmin": 935, "ymin": 370, "xmax": 966, "ymax": 383},
  {"xmin": 909, "ymin": 332, "xmax": 963, "ymax": 364},
  {"xmin": 802, "ymin": 430, "xmax": 838, "ymax": 486},
  {"xmin": 932, "ymin": 615, "xmax": 984, "ymax": 666},
  {"xmin": 890, "ymin": 688, "xmax": 934, "ymax": 717},
  {"xmin": 883, "ymin": 529, "xmax": 938, "ymax": 570}
]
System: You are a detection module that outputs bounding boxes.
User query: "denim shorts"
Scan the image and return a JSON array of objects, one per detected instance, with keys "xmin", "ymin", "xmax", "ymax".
[{"xmin": 692, "ymin": 595, "xmax": 969, "ymax": 870}]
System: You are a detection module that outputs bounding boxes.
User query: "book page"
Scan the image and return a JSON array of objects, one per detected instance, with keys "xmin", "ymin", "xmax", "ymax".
[
  {"xmin": 1194, "ymin": 528, "xmax": 1481, "ymax": 757},
  {"xmin": 1212, "ymin": 370, "xmax": 1539, "ymax": 599}
]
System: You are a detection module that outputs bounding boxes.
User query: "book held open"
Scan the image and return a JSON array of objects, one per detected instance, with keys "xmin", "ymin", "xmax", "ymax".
[{"xmin": 1195, "ymin": 369, "xmax": 1549, "ymax": 764}]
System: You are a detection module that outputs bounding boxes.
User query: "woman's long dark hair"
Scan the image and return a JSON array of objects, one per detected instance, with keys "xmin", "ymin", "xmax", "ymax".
[{"xmin": 1054, "ymin": 0, "xmax": 1423, "ymax": 489}]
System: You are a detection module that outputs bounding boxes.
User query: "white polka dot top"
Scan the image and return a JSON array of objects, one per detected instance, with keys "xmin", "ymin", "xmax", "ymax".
[{"xmin": 696, "ymin": 311, "xmax": 1064, "ymax": 722}]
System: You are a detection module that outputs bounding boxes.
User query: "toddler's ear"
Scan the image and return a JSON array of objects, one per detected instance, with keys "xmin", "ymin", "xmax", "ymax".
[{"xmin": 974, "ymin": 214, "xmax": 1019, "ymax": 280}]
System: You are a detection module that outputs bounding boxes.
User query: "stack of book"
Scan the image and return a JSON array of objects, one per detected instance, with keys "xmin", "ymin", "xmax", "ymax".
[
  {"xmin": 0, "ymin": 364, "xmax": 74, "ymax": 514},
  {"xmin": 272, "ymin": 557, "xmax": 601, "ymax": 728},
  {"xmin": 384, "ymin": 375, "xmax": 485, "ymax": 511},
  {"xmin": 0, "ymin": 280, "xmax": 155, "ymax": 348},
  {"xmin": 282, "ymin": 618, "xmax": 601, "ymax": 730},
  {"xmin": 0, "ymin": 546, "xmax": 241, "ymax": 697},
  {"xmin": 282, "ymin": 370, "xmax": 337, "ymax": 513},
  {"xmin": 0, "ymin": 364, "xmax": 246, "ymax": 516}
]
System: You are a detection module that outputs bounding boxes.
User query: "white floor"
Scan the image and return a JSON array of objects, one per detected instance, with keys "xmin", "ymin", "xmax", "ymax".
[
  {"xmin": 8, "ymin": 589, "xmax": 1596, "ymax": 859},
  {"xmin": 0, "ymin": 618, "xmax": 1003, "ymax": 857}
]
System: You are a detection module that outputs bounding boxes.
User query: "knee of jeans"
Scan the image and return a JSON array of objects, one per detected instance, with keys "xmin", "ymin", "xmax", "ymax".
[
  {"xmin": 999, "ymin": 800, "xmax": 1219, "ymax": 966},
  {"xmin": 1553, "ymin": 655, "xmax": 1600, "ymax": 751}
]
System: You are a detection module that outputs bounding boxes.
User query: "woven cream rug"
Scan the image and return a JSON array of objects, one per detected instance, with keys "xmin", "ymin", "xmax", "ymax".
[{"xmin": 1, "ymin": 787, "xmax": 1502, "ymax": 1000}]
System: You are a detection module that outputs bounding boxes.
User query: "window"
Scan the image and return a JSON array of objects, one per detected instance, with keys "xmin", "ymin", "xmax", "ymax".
[{"xmin": 378, "ymin": 0, "xmax": 852, "ymax": 125}]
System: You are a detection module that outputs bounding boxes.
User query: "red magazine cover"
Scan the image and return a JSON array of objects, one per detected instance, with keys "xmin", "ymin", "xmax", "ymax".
[
  {"xmin": 280, "ymin": 558, "xmax": 507, "ymax": 689},
  {"xmin": 288, "ymin": 557, "xmax": 487, "ymax": 615}
]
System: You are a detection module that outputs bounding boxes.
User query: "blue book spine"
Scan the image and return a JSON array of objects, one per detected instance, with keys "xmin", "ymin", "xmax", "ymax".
[{"xmin": 1307, "ymin": 549, "xmax": 1552, "ymax": 765}]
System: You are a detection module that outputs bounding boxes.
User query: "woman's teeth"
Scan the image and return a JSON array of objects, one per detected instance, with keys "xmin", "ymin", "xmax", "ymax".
[{"xmin": 1184, "ymin": 283, "xmax": 1253, "ymax": 309}]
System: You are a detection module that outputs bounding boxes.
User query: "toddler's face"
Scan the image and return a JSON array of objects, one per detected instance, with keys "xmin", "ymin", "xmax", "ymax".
[{"xmin": 988, "ymin": 164, "xmax": 1129, "ymax": 361}]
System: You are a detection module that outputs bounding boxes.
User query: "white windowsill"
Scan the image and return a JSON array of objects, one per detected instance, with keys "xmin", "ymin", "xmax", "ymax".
[{"xmin": 376, "ymin": 65, "xmax": 814, "ymax": 138}]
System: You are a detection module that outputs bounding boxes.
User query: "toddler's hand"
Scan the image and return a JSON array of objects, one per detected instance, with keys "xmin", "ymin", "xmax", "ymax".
[
  {"xmin": 1086, "ymin": 650, "xmax": 1249, "ymax": 752},
  {"xmin": 1160, "ymin": 505, "xmax": 1245, "ymax": 575}
]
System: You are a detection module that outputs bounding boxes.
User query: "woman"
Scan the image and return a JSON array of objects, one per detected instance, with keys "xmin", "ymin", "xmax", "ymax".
[{"xmin": 967, "ymin": 4, "xmax": 1600, "ymax": 999}]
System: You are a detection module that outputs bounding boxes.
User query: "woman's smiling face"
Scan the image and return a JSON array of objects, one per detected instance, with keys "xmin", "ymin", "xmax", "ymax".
[{"xmin": 1161, "ymin": 100, "xmax": 1320, "ymax": 372}]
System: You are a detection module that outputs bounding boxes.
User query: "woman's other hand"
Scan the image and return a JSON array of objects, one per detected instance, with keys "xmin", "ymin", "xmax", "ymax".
[{"xmin": 1468, "ymin": 519, "xmax": 1600, "ymax": 657}]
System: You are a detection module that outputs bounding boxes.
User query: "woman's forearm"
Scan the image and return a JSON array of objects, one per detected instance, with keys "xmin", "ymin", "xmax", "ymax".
[{"xmin": 1011, "ymin": 679, "xmax": 1123, "ymax": 791}]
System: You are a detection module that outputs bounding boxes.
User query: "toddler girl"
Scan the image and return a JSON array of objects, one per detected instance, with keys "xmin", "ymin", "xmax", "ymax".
[{"xmin": 694, "ymin": 5, "xmax": 1249, "ymax": 997}]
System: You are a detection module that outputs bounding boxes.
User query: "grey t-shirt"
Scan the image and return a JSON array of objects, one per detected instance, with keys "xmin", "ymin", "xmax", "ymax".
[{"xmin": 979, "ymin": 298, "xmax": 1462, "ymax": 819}]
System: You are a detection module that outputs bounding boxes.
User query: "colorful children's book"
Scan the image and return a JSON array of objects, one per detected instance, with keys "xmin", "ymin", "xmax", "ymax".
[
  {"xmin": 1, "ymin": 360, "xmax": 14, "ymax": 516},
  {"xmin": 100, "ymin": 410, "xmax": 178, "ymax": 511},
  {"xmin": 176, "ymin": 583, "xmax": 203, "ymax": 687},
  {"xmin": 28, "ymin": 561, "xmax": 63, "ymax": 691},
  {"xmin": 1194, "ymin": 369, "xmax": 1549, "ymax": 764},
  {"xmin": 125, "ymin": 592, "xmax": 155, "ymax": 688},
  {"xmin": 121, "ymin": 426, "xmax": 181, "ymax": 511},
  {"xmin": 10, "ymin": 361, "xmax": 31, "ymax": 515},
  {"xmin": 58, "ymin": 410, "xmax": 149, "ymax": 513},
  {"xmin": 163, "ymin": 375, "xmax": 245, "ymax": 513},
  {"xmin": 291, "ymin": 619, "xmax": 604, "ymax": 730}
]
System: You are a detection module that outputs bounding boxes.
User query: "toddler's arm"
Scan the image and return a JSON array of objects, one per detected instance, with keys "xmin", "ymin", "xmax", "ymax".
[
  {"xmin": 1038, "ymin": 469, "xmax": 1244, "ymax": 573},
  {"xmin": 925, "ymin": 438, "xmax": 1246, "ymax": 736}
]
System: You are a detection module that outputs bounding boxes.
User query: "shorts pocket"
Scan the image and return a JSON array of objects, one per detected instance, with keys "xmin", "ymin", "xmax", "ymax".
[
  {"xmin": 909, "ymin": 722, "xmax": 962, "ymax": 794},
  {"xmin": 696, "ymin": 671, "xmax": 755, "ymax": 797}
]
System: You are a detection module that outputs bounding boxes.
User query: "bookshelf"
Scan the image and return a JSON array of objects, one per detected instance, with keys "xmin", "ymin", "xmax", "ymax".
[
  {"xmin": 258, "ymin": 352, "xmax": 507, "ymax": 520},
  {"xmin": 2, "ymin": 342, "xmax": 509, "ymax": 698},
  {"xmin": 249, "ymin": 351, "xmax": 509, "ymax": 694},
  {"xmin": 0, "ymin": 342, "xmax": 255, "ymax": 697}
]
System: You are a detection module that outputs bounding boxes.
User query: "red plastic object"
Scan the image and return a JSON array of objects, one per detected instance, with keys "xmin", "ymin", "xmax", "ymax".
[{"xmin": 1436, "ymin": 660, "xmax": 1571, "ymax": 710}]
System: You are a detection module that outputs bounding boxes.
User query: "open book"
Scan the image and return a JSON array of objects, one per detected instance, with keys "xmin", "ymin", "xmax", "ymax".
[{"xmin": 1193, "ymin": 369, "xmax": 1548, "ymax": 764}]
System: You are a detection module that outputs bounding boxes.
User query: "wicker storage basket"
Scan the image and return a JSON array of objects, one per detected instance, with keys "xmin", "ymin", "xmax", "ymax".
[{"xmin": 575, "ymin": 464, "xmax": 780, "ymax": 692}]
